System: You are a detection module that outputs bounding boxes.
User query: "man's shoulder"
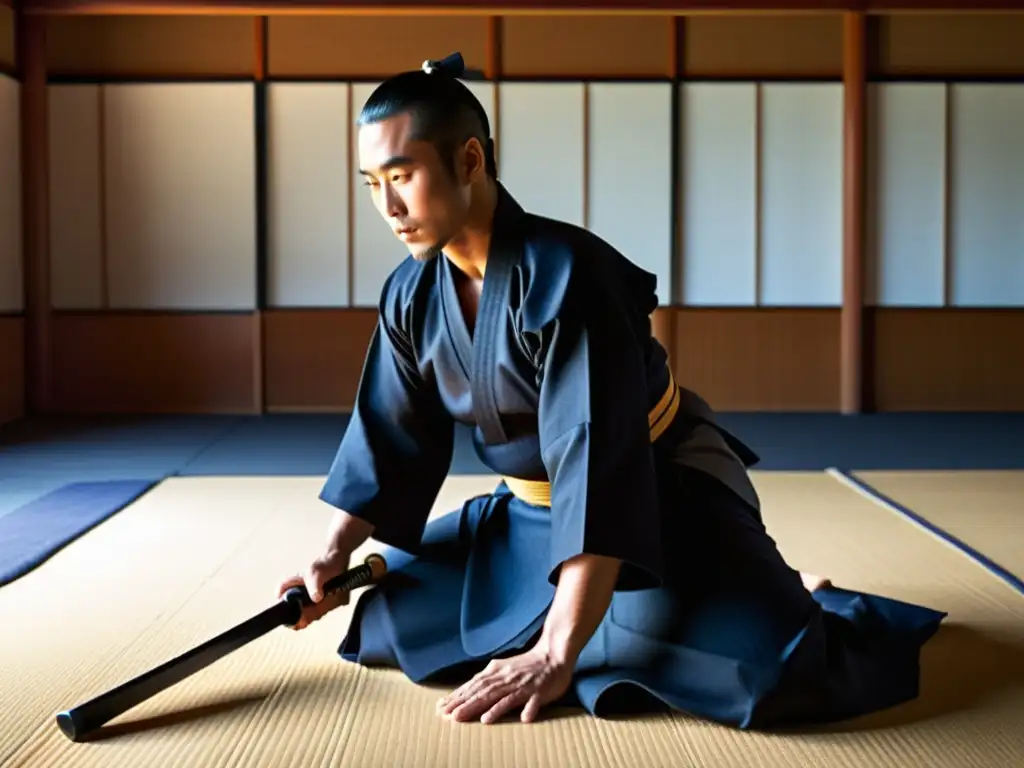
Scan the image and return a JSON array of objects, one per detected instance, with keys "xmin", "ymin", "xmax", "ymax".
[
  {"xmin": 520, "ymin": 211, "xmax": 652, "ymax": 281},
  {"xmin": 516, "ymin": 212, "xmax": 658, "ymax": 328}
]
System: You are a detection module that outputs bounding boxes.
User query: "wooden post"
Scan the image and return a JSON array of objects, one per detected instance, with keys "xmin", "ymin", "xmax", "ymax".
[
  {"xmin": 651, "ymin": 15, "xmax": 683, "ymax": 368},
  {"xmin": 18, "ymin": 11, "xmax": 52, "ymax": 415},
  {"xmin": 253, "ymin": 16, "xmax": 267, "ymax": 413},
  {"xmin": 841, "ymin": 11, "xmax": 866, "ymax": 414}
]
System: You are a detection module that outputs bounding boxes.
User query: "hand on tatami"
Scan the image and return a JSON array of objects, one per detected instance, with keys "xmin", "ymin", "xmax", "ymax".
[
  {"xmin": 436, "ymin": 646, "xmax": 573, "ymax": 724},
  {"xmin": 276, "ymin": 548, "xmax": 352, "ymax": 630}
]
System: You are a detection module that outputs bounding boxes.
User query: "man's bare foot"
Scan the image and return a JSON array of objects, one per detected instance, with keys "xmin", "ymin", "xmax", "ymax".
[{"xmin": 800, "ymin": 572, "xmax": 833, "ymax": 592}]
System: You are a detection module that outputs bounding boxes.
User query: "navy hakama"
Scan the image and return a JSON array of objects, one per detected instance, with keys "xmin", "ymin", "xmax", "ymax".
[{"xmin": 319, "ymin": 184, "xmax": 946, "ymax": 730}]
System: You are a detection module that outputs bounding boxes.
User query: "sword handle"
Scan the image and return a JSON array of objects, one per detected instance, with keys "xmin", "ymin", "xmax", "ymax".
[{"xmin": 280, "ymin": 553, "xmax": 387, "ymax": 623}]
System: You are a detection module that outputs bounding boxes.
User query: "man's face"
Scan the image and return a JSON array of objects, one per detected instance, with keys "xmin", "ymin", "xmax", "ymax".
[{"xmin": 358, "ymin": 111, "xmax": 471, "ymax": 262}]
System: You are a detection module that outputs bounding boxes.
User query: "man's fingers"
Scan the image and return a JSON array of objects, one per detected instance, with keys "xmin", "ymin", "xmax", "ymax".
[
  {"xmin": 276, "ymin": 575, "xmax": 303, "ymax": 599},
  {"xmin": 440, "ymin": 678, "xmax": 485, "ymax": 717},
  {"xmin": 439, "ymin": 669, "xmax": 496, "ymax": 714},
  {"xmin": 481, "ymin": 690, "xmax": 529, "ymax": 724},
  {"xmin": 520, "ymin": 692, "xmax": 543, "ymax": 723},
  {"xmin": 450, "ymin": 681, "xmax": 520, "ymax": 723},
  {"xmin": 304, "ymin": 566, "xmax": 324, "ymax": 603}
]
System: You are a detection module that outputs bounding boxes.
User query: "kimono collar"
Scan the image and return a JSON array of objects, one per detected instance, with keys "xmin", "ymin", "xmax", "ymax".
[
  {"xmin": 472, "ymin": 181, "xmax": 526, "ymax": 445},
  {"xmin": 485, "ymin": 182, "xmax": 526, "ymax": 272}
]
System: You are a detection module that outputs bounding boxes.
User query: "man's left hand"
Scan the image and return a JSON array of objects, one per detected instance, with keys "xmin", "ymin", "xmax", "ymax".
[{"xmin": 436, "ymin": 647, "xmax": 573, "ymax": 724}]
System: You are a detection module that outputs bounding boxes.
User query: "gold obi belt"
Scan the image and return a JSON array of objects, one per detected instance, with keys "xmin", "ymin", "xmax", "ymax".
[{"xmin": 502, "ymin": 369, "xmax": 680, "ymax": 508}]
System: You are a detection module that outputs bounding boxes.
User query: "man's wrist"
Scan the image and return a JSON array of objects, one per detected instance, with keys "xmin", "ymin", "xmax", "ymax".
[
  {"xmin": 536, "ymin": 624, "xmax": 585, "ymax": 668},
  {"xmin": 326, "ymin": 509, "xmax": 375, "ymax": 554}
]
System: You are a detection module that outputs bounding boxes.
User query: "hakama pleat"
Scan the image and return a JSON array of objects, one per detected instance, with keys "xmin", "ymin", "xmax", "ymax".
[{"xmin": 339, "ymin": 474, "xmax": 946, "ymax": 730}]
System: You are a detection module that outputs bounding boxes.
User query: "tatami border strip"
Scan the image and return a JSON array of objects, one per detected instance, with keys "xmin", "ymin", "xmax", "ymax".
[{"xmin": 827, "ymin": 467, "xmax": 1024, "ymax": 597}]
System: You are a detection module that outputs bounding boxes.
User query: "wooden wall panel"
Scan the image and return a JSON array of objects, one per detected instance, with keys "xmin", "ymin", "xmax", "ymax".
[
  {"xmin": 684, "ymin": 15, "xmax": 843, "ymax": 77},
  {"xmin": 0, "ymin": 316, "xmax": 24, "ymax": 425},
  {"xmin": 671, "ymin": 309, "xmax": 840, "ymax": 411},
  {"xmin": 0, "ymin": 7, "xmax": 13, "ymax": 72},
  {"xmin": 45, "ymin": 16, "xmax": 255, "ymax": 76},
  {"xmin": 51, "ymin": 312, "xmax": 260, "ymax": 413},
  {"xmin": 260, "ymin": 309, "xmax": 1024, "ymax": 413},
  {"xmin": 872, "ymin": 310, "xmax": 1024, "ymax": 411},
  {"xmin": 874, "ymin": 14, "xmax": 1024, "ymax": 76},
  {"xmin": 263, "ymin": 309, "xmax": 377, "ymax": 411},
  {"xmin": 267, "ymin": 16, "xmax": 487, "ymax": 78},
  {"xmin": 502, "ymin": 16, "xmax": 671, "ymax": 77}
]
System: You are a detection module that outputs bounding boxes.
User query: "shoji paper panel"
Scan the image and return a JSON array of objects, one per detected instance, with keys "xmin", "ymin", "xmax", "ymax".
[
  {"xmin": 267, "ymin": 83, "xmax": 350, "ymax": 307},
  {"xmin": 349, "ymin": 81, "xmax": 495, "ymax": 307},
  {"xmin": 48, "ymin": 85, "xmax": 105, "ymax": 310},
  {"xmin": 498, "ymin": 83, "xmax": 584, "ymax": 227},
  {"xmin": 103, "ymin": 84, "xmax": 256, "ymax": 310},
  {"xmin": 867, "ymin": 83, "xmax": 946, "ymax": 307},
  {"xmin": 679, "ymin": 83, "xmax": 757, "ymax": 306},
  {"xmin": 0, "ymin": 74, "xmax": 20, "ymax": 313},
  {"xmin": 587, "ymin": 83, "xmax": 673, "ymax": 305},
  {"xmin": 948, "ymin": 84, "xmax": 1024, "ymax": 307},
  {"xmin": 759, "ymin": 83, "xmax": 843, "ymax": 307}
]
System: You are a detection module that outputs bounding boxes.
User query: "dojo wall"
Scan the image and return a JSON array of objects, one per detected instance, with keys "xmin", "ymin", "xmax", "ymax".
[
  {"xmin": 6, "ymin": 13, "xmax": 1024, "ymax": 419},
  {"xmin": 0, "ymin": 5, "xmax": 23, "ymax": 425}
]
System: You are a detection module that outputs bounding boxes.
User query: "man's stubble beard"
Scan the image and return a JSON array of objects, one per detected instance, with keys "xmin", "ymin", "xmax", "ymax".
[
  {"xmin": 410, "ymin": 230, "xmax": 453, "ymax": 263},
  {"xmin": 411, "ymin": 241, "xmax": 446, "ymax": 263}
]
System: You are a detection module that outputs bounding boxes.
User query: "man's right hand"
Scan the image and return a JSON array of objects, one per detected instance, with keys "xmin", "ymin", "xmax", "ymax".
[{"xmin": 277, "ymin": 548, "xmax": 352, "ymax": 630}]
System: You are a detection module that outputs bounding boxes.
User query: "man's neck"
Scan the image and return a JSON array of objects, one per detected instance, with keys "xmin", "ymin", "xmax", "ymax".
[{"xmin": 442, "ymin": 179, "xmax": 499, "ymax": 282}]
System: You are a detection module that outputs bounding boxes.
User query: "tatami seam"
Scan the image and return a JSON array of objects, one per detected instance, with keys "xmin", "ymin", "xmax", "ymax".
[{"xmin": 825, "ymin": 467, "xmax": 1024, "ymax": 600}]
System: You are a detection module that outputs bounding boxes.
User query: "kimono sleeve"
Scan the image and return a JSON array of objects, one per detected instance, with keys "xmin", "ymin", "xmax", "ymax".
[
  {"xmin": 318, "ymin": 293, "xmax": 454, "ymax": 554},
  {"xmin": 536, "ymin": 266, "xmax": 665, "ymax": 592}
]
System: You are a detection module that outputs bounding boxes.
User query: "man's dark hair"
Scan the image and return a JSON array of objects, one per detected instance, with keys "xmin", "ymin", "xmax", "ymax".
[{"xmin": 357, "ymin": 54, "xmax": 498, "ymax": 179}]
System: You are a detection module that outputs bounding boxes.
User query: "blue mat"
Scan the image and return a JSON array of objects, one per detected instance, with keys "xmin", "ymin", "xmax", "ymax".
[
  {"xmin": 175, "ymin": 412, "xmax": 1024, "ymax": 476},
  {"xmin": 0, "ymin": 480, "xmax": 158, "ymax": 587},
  {"xmin": 714, "ymin": 412, "xmax": 1024, "ymax": 471},
  {"xmin": 2, "ymin": 412, "xmax": 1023, "ymax": 482},
  {"xmin": 178, "ymin": 415, "xmax": 349, "ymax": 476},
  {"xmin": 176, "ymin": 416, "xmax": 492, "ymax": 476}
]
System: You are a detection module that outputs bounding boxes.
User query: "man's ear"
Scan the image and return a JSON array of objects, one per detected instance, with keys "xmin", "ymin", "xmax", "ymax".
[{"xmin": 459, "ymin": 137, "xmax": 487, "ymax": 183}]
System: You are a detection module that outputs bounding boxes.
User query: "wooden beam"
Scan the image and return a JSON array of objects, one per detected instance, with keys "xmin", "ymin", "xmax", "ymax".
[
  {"xmin": 17, "ymin": 11, "xmax": 53, "ymax": 415},
  {"xmin": 253, "ymin": 16, "xmax": 267, "ymax": 414},
  {"xmin": 19, "ymin": 0, "xmax": 1024, "ymax": 17},
  {"xmin": 841, "ymin": 10, "xmax": 866, "ymax": 415}
]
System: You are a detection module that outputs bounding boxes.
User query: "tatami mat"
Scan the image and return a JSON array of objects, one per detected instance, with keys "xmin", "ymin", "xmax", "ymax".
[
  {"xmin": 1, "ymin": 473, "xmax": 1022, "ymax": 767},
  {"xmin": 847, "ymin": 470, "xmax": 1024, "ymax": 594}
]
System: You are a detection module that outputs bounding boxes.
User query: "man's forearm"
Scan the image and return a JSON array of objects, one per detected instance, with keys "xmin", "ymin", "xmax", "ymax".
[
  {"xmin": 326, "ymin": 509, "xmax": 376, "ymax": 554},
  {"xmin": 537, "ymin": 553, "xmax": 621, "ymax": 666}
]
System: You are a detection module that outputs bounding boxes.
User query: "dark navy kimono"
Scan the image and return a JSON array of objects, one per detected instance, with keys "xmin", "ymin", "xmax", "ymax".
[{"xmin": 319, "ymin": 184, "xmax": 945, "ymax": 729}]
